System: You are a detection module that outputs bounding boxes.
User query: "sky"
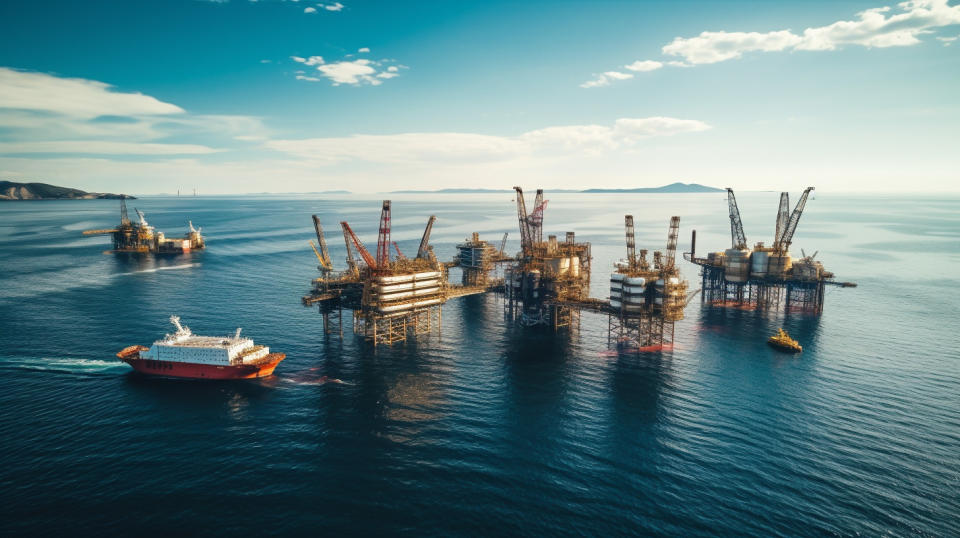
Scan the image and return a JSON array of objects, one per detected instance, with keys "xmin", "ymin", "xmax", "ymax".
[{"xmin": 0, "ymin": 0, "xmax": 958, "ymax": 194}]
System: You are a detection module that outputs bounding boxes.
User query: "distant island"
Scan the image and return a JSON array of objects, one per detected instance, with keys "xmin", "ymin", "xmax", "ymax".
[
  {"xmin": 0, "ymin": 181, "xmax": 132, "ymax": 200},
  {"xmin": 390, "ymin": 182, "xmax": 723, "ymax": 194}
]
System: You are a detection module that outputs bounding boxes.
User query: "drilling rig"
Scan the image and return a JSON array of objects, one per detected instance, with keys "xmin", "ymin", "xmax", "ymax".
[{"xmin": 684, "ymin": 187, "xmax": 855, "ymax": 314}]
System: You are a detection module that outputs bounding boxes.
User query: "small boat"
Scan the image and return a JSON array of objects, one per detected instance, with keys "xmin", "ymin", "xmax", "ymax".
[
  {"xmin": 117, "ymin": 316, "xmax": 285, "ymax": 379},
  {"xmin": 768, "ymin": 328, "xmax": 802, "ymax": 353}
]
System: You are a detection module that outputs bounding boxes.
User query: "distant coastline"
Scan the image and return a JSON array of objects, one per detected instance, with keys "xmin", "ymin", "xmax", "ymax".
[
  {"xmin": 0, "ymin": 181, "xmax": 132, "ymax": 200},
  {"xmin": 390, "ymin": 182, "xmax": 723, "ymax": 194}
]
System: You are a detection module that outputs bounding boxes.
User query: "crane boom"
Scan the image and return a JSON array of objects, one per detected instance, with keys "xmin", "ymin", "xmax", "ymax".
[
  {"xmin": 499, "ymin": 232, "xmax": 508, "ymax": 256},
  {"xmin": 312, "ymin": 215, "xmax": 331, "ymax": 267},
  {"xmin": 341, "ymin": 221, "xmax": 376, "ymax": 269},
  {"xmin": 530, "ymin": 189, "xmax": 545, "ymax": 244},
  {"xmin": 340, "ymin": 223, "xmax": 359, "ymax": 275},
  {"xmin": 120, "ymin": 198, "xmax": 130, "ymax": 226},
  {"xmin": 665, "ymin": 216, "xmax": 680, "ymax": 269},
  {"xmin": 774, "ymin": 192, "xmax": 790, "ymax": 247},
  {"xmin": 393, "ymin": 242, "xmax": 407, "ymax": 260},
  {"xmin": 309, "ymin": 241, "xmax": 333, "ymax": 270},
  {"xmin": 624, "ymin": 215, "xmax": 637, "ymax": 269},
  {"xmin": 375, "ymin": 200, "xmax": 391, "ymax": 269},
  {"xmin": 726, "ymin": 188, "xmax": 747, "ymax": 249},
  {"xmin": 417, "ymin": 215, "xmax": 436, "ymax": 260},
  {"xmin": 778, "ymin": 187, "xmax": 814, "ymax": 253},
  {"xmin": 513, "ymin": 186, "xmax": 532, "ymax": 255}
]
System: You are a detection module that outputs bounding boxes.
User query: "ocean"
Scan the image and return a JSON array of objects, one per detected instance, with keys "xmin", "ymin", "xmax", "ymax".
[{"xmin": 1, "ymin": 192, "xmax": 958, "ymax": 536}]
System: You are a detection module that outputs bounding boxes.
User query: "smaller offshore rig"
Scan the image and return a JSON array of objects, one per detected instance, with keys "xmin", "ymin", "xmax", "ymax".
[
  {"xmin": 302, "ymin": 201, "xmax": 509, "ymax": 345},
  {"xmin": 83, "ymin": 198, "xmax": 204, "ymax": 254},
  {"xmin": 684, "ymin": 187, "xmax": 855, "ymax": 314},
  {"xmin": 504, "ymin": 186, "xmax": 593, "ymax": 329},
  {"xmin": 607, "ymin": 215, "xmax": 691, "ymax": 351}
]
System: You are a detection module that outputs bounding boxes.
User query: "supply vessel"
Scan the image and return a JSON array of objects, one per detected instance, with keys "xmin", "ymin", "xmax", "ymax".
[
  {"xmin": 768, "ymin": 328, "xmax": 802, "ymax": 353},
  {"xmin": 117, "ymin": 316, "xmax": 284, "ymax": 379}
]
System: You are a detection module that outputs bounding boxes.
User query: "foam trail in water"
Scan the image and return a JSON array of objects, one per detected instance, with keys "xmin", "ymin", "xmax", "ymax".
[
  {"xmin": 118, "ymin": 263, "xmax": 199, "ymax": 276},
  {"xmin": 0, "ymin": 356, "xmax": 129, "ymax": 375}
]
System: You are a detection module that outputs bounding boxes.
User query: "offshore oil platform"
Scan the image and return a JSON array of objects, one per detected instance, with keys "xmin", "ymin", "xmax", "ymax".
[
  {"xmin": 684, "ymin": 187, "xmax": 855, "ymax": 314},
  {"xmin": 303, "ymin": 187, "xmax": 698, "ymax": 351},
  {"xmin": 83, "ymin": 198, "xmax": 205, "ymax": 254},
  {"xmin": 302, "ymin": 201, "xmax": 512, "ymax": 345}
]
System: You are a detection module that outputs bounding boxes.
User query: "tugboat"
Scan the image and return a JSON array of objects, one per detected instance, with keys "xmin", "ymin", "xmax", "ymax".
[
  {"xmin": 117, "ymin": 316, "xmax": 285, "ymax": 379},
  {"xmin": 768, "ymin": 328, "xmax": 802, "ymax": 353}
]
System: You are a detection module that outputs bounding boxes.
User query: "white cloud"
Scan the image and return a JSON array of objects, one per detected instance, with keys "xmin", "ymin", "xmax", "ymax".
[
  {"xmin": 304, "ymin": 6, "xmax": 316, "ymax": 13},
  {"xmin": 624, "ymin": 60, "xmax": 663, "ymax": 72},
  {"xmin": 580, "ymin": 71, "xmax": 634, "ymax": 88},
  {"xmin": 0, "ymin": 141, "xmax": 220, "ymax": 155},
  {"xmin": 265, "ymin": 116, "xmax": 711, "ymax": 164},
  {"xmin": 291, "ymin": 55, "xmax": 324, "ymax": 66},
  {"xmin": 319, "ymin": 2, "xmax": 344, "ymax": 11},
  {"xmin": 662, "ymin": 30, "xmax": 802, "ymax": 64},
  {"xmin": 663, "ymin": 0, "xmax": 960, "ymax": 64},
  {"xmin": 0, "ymin": 67, "xmax": 183, "ymax": 118},
  {"xmin": 292, "ymin": 56, "xmax": 403, "ymax": 86},
  {"xmin": 0, "ymin": 68, "xmax": 266, "ymax": 156},
  {"xmin": 358, "ymin": 47, "xmax": 370, "ymax": 53},
  {"xmin": 584, "ymin": 0, "xmax": 960, "ymax": 84},
  {"xmin": 937, "ymin": 34, "xmax": 959, "ymax": 45}
]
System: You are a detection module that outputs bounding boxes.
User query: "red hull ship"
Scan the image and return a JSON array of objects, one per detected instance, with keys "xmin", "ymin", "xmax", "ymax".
[{"xmin": 117, "ymin": 316, "xmax": 285, "ymax": 380}]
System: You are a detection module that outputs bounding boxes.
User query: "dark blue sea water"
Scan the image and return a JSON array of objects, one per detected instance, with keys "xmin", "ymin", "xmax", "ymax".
[{"xmin": 1, "ymin": 193, "xmax": 958, "ymax": 536}]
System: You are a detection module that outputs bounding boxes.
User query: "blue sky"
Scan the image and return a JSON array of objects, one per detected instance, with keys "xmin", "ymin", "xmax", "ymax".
[{"xmin": 0, "ymin": 0, "xmax": 958, "ymax": 193}]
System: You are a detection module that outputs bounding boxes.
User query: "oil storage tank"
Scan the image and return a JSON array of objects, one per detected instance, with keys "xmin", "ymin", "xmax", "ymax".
[{"xmin": 723, "ymin": 248, "xmax": 750, "ymax": 282}]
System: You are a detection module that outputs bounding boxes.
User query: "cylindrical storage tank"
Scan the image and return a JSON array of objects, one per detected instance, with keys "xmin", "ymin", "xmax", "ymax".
[
  {"xmin": 623, "ymin": 284, "xmax": 645, "ymax": 296},
  {"xmin": 610, "ymin": 299, "xmax": 622, "ymax": 309},
  {"xmin": 624, "ymin": 277, "xmax": 646, "ymax": 287},
  {"xmin": 724, "ymin": 248, "xmax": 750, "ymax": 282},
  {"xmin": 767, "ymin": 253, "xmax": 792, "ymax": 277},
  {"xmin": 751, "ymin": 250, "xmax": 769, "ymax": 278},
  {"xmin": 569, "ymin": 257, "xmax": 580, "ymax": 277}
]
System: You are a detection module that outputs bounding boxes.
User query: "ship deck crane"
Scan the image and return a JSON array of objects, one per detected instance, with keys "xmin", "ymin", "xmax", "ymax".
[{"xmin": 726, "ymin": 187, "xmax": 747, "ymax": 249}]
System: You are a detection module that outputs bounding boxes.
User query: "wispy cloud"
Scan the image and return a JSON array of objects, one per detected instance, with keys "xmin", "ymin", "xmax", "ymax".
[
  {"xmin": 265, "ymin": 116, "xmax": 711, "ymax": 164},
  {"xmin": 580, "ymin": 71, "xmax": 633, "ymax": 88},
  {"xmin": 318, "ymin": 2, "xmax": 344, "ymax": 11},
  {"xmin": 0, "ymin": 67, "xmax": 264, "ymax": 155},
  {"xmin": 292, "ymin": 55, "xmax": 403, "ymax": 86},
  {"xmin": 304, "ymin": 6, "xmax": 316, "ymax": 13},
  {"xmin": 583, "ymin": 0, "xmax": 960, "ymax": 86}
]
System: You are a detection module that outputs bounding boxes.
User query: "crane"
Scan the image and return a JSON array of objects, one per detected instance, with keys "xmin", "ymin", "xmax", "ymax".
[
  {"xmin": 726, "ymin": 188, "xmax": 747, "ymax": 249},
  {"xmin": 417, "ymin": 215, "xmax": 437, "ymax": 260},
  {"xmin": 340, "ymin": 222, "xmax": 359, "ymax": 276},
  {"xmin": 774, "ymin": 192, "xmax": 789, "ymax": 247},
  {"xmin": 776, "ymin": 187, "xmax": 814, "ymax": 254},
  {"xmin": 135, "ymin": 208, "xmax": 148, "ymax": 226},
  {"xmin": 393, "ymin": 242, "xmax": 407, "ymax": 260},
  {"xmin": 513, "ymin": 186, "xmax": 533, "ymax": 255},
  {"xmin": 312, "ymin": 215, "xmax": 331, "ymax": 269},
  {"xmin": 309, "ymin": 241, "xmax": 333, "ymax": 271},
  {"xmin": 375, "ymin": 200, "xmax": 391, "ymax": 269},
  {"xmin": 499, "ymin": 232, "xmax": 508, "ymax": 257},
  {"xmin": 529, "ymin": 189, "xmax": 546, "ymax": 244},
  {"xmin": 120, "ymin": 197, "xmax": 130, "ymax": 226},
  {"xmin": 665, "ymin": 216, "xmax": 680, "ymax": 270},
  {"xmin": 624, "ymin": 215, "xmax": 637, "ymax": 270},
  {"xmin": 341, "ymin": 221, "xmax": 377, "ymax": 269}
]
